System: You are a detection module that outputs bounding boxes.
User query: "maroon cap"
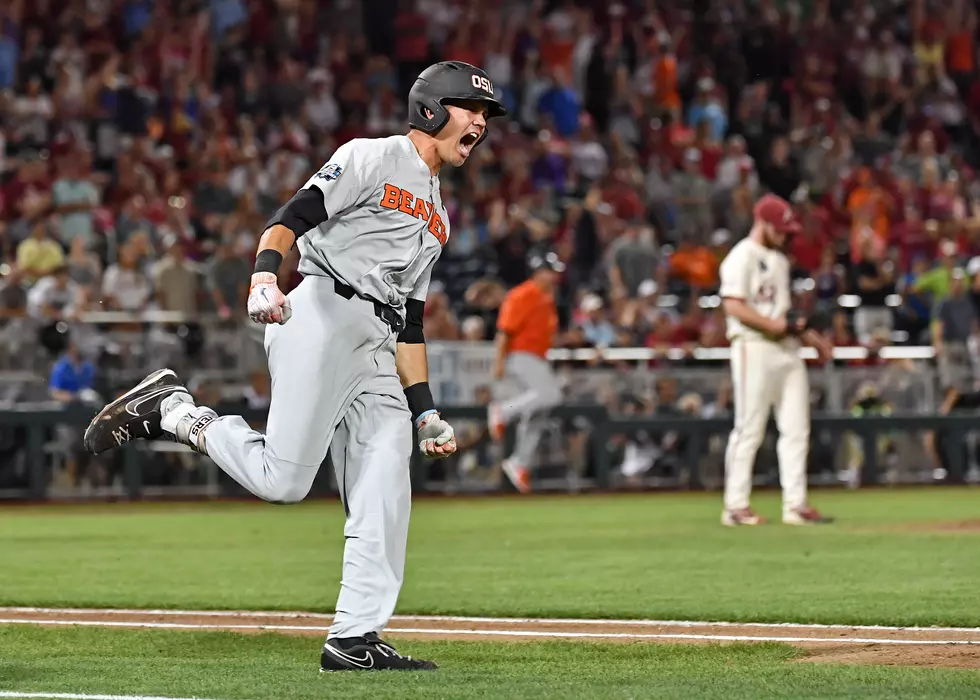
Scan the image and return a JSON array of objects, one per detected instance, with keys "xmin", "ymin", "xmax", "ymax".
[{"xmin": 753, "ymin": 194, "xmax": 801, "ymax": 233}]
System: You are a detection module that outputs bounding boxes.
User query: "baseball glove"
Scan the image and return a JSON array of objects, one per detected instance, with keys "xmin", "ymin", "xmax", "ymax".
[{"xmin": 785, "ymin": 309, "xmax": 808, "ymax": 335}]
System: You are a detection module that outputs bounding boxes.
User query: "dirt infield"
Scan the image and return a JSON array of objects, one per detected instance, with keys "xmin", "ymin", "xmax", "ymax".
[{"xmin": 2, "ymin": 608, "xmax": 979, "ymax": 669}]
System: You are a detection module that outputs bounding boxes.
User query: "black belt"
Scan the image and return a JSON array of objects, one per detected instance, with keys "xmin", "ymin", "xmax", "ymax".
[{"xmin": 332, "ymin": 279, "xmax": 406, "ymax": 334}]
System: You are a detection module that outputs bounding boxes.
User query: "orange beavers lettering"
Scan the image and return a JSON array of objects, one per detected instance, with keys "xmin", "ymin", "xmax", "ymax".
[{"xmin": 379, "ymin": 184, "xmax": 447, "ymax": 246}]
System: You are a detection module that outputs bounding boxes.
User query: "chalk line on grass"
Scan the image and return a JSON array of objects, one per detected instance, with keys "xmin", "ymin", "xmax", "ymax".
[
  {"xmin": 2, "ymin": 608, "xmax": 978, "ymax": 634},
  {"xmin": 0, "ymin": 618, "xmax": 977, "ymax": 646},
  {"xmin": 0, "ymin": 692, "xmax": 224, "ymax": 700}
]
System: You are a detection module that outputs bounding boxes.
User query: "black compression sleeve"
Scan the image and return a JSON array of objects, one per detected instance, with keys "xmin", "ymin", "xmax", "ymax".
[
  {"xmin": 396, "ymin": 299, "xmax": 425, "ymax": 344},
  {"xmin": 265, "ymin": 187, "xmax": 328, "ymax": 238}
]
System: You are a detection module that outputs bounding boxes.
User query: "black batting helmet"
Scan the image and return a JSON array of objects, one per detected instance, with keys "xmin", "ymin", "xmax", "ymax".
[
  {"xmin": 407, "ymin": 61, "xmax": 507, "ymax": 146},
  {"xmin": 527, "ymin": 249, "xmax": 566, "ymax": 274}
]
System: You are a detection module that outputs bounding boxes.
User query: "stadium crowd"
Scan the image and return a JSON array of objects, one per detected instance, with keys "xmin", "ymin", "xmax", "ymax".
[{"xmin": 1, "ymin": 0, "xmax": 980, "ymax": 397}]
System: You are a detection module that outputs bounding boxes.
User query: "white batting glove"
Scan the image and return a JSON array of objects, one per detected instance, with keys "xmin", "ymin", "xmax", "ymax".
[
  {"xmin": 417, "ymin": 412, "xmax": 457, "ymax": 460},
  {"xmin": 247, "ymin": 272, "xmax": 292, "ymax": 325}
]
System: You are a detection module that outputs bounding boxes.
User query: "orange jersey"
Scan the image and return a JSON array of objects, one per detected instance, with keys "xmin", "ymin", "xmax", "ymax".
[{"xmin": 497, "ymin": 280, "xmax": 558, "ymax": 359}]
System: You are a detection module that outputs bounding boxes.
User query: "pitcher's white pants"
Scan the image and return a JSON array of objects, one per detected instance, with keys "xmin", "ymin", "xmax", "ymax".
[{"xmin": 723, "ymin": 337, "xmax": 810, "ymax": 517}]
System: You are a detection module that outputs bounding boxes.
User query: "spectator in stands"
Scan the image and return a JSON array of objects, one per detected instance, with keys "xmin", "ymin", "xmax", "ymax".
[
  {"xmin": 702, "ymin": 380, "xmax": 733, "ymax": 419},
  {"xmin": 812, "ymin": 247, "xmax": 845, "ymax": 313},
  {"xmin": 852, "ymin": 240, "xmax": 896, "ymax": 343},
  {"xmin": 305, "ymin": 69, "xmax": 341, "ymax": 135},
  {"xmin": 0, "ymin": 267, "xmax": 27, "ymax": 326},
  {"xmin": 462, "ymin": 278, "xmax": 506, "ymax": 336},
  {"xmin": 569, "ymin": 113, "xmax": 608, "ymax": 184},
  {"xmin": 688, "ymin": 78, "xmax": 728, "ymax": 142},
  {"xmin": 461, "ymin": 316, "xmax": 486, "ymax": 342},
  {"xmin": 669, "ymin": 238, "xmax": 719, "ymax": 291},
  {"xmin": 914, "ymin": 238, "xmax": 960, "ymax": 303},
  {"xmin": 153, "ymin": 239, "xmax": 200, "ymax": 315},
  {"xmin": 538, "ymin": 67, "xmax": 580, "ymax": 139},
  {"xmin": 896, "ymin": 255, "xmax": 933, "ymax": 342},
  {"xmin": 66, "ymin": 236, "xmax": 102, "ymax": 291},
  {"xmin": 12, "ymin": 76, "xmax": 54, "ymax": 146},
  {"xmin": 113, "ymin": 195, "xmax": 155, "ymax": 245},
  {"xmin": 723, "ymin": 160, "xmax": 758, "ymax": 237},
  {"xmin": 423, "ymin": 288, "xmax": 461, "ymax": 341},
  {"xmin": 577, "ymin": 293, "xmax": 618, "ymax": 349},
  {"xmin": 759, "ymin": 136, "xmax": 801, "ymax": 201},
  {"xmin": 672, "ymin": 148, "xmax": 712, "ymax": 243},
  {"xmin": 826, "ymin": 311, "xmax": 855, "ymax": 348},
  {"xmin": 208, "ymin": 239, "xmax": 250, "ymax": 320},
  {"xmin": 51, "ymin": 148, "xmax": 100, "ymax": 247},
  {"xmin": 194, "ymin": 161, "xmax": 237, "ymax": 216},
  {"xmin": 26, "ymin": 265, "xmax": 80, "ymax": 321},
  {"xmin": 16, "ymin": 218, "xmax": 65, "ymax": 284},
  {"xmin": 101, "ymin": 241, "xmax": 152, "ymax": 312},
  {"xmin": 48, "ymin": 336, "xmax": 101, "ymax": 488},
  {"xmin": 2, "ymin": 152, "xmax": 52, "ymax": 235},
  {"xmin": 933, "ymin": 269, "xmax": 977, "ymax": 389},
  {"xmin": 608, "ymin": 223, "xmax": 658, "ymax": 299},
  {"xmin": 49, "ymin": 341, "xmax": 95, "ymax": 404}
]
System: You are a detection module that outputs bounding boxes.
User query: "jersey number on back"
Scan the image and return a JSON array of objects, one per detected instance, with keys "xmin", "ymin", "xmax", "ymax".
[{"xmin": 380, "ymin": 184, "xmax": 448, "ymax": 246}]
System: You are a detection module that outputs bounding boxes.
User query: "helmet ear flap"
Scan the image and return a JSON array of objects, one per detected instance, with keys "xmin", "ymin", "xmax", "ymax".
[
  {"xmin": 413, "ymin": 98, "xmax": 449, "ymax": 133},
  {"xmin": 475, "ymin": 126, "xmax": 490, "ymax": 146}
]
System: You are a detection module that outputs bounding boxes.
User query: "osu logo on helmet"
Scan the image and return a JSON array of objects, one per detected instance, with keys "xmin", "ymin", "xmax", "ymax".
[{"xmin": 471, "ymin": 74, "xmax": 493, "ymax": 94}]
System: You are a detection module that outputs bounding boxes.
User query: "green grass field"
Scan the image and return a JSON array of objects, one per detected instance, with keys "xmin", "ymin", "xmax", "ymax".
[{"xmin": 1, "ymin": 489, "xmax": 980, "ymax": 699}]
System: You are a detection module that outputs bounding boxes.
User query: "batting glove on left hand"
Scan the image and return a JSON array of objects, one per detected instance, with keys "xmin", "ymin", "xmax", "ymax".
[{"xmin": 417, "ymin": 412, "xmax": 456, "ymax": 460}]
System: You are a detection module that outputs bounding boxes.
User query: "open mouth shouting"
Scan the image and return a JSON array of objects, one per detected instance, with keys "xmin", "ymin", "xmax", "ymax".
[{"xmin": 458, "ymin": 127, "xmax": 483, "ymax": 158}]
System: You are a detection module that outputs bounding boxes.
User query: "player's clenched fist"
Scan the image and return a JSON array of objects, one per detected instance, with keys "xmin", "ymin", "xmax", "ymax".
[
  {"xmin": 247, "ymin": 272, "xmax": 292, "ymax": 325},
  {"xmin": 417, "ymin": 412, "xmax": 456, "ymax": 459}
]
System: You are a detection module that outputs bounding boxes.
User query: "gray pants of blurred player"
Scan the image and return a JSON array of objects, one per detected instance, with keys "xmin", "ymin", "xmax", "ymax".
[
  {"xmin": 497, "ymin": 352, "xmax": 562, "ymax": 466},
  {"xmin": 197, "ymin": 275, "xmax": 413, "ymax": 640}
]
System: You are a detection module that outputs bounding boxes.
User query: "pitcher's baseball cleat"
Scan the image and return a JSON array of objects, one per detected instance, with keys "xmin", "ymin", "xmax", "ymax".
[
  {"xmin": 320, "ymin": 633, "xmax": 437, "ymax": 672},
  {"xmin": 783, "ymin": 506, "xmax": 834, "ymax": 525},
  {"xmin": 722, "ymin": 508, "xmax": 768, "ymax": 527},
  {"xmin": 83, "ymin": 369, "xmax": 187, "ymax": 455}
]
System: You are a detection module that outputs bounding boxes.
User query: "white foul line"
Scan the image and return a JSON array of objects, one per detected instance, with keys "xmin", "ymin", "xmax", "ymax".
[
  {"xmin": 2, "ymin": 608, "xmax": 978, "ymax": 634},
  {"xmin": 0, "ymin": 692, "xmax": 225, "ymax": 700},
  {"xmin": 0, "ymin": 618, "xmax": 976, "ymax": 645}
]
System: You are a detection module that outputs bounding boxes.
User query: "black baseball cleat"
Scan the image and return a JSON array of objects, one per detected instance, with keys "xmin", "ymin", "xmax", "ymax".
[
  {"xmin": 83, "ymin": 369, "xmax": 187, "ymax": 455},
  {"xmin": 320, "ymin": 633, "xmax": 437, "ymax": 672}
]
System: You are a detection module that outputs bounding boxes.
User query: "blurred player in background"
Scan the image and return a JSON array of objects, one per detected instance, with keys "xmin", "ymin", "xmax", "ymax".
[
  {"xmin": 488, "ymin": 249, "xmax": 564, "ymax": 492},
  {"xmin": 926, "ymin": 385, "xmax": 980, "ymax": 484},
  {"xmin": 719, "ymin": 194, "xmax": 835, "ymax": 526}
]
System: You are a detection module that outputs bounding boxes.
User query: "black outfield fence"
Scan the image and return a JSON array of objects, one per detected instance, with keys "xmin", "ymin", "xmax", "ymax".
[{"xmin": 0, "ymin": 404, "xmax": 975, "ymax": 500}]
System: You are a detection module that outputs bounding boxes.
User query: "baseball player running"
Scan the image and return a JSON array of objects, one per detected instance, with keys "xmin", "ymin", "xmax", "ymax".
[
  {"xmin": 83, "ymin": 61, "xmax": 507, "ymax": 671},
  {"xmin": 719, "ymin": 194, "xmax": 834, "ymax": 527},
  {"xmin": 488, "ymin": 249, "xmax": 564, "ymax": 492}
]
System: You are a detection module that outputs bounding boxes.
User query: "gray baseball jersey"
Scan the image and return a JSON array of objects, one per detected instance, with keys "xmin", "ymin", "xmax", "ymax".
[{"xmin": 296, "ymin": 134, "xmax": 448, "ymax": 311}]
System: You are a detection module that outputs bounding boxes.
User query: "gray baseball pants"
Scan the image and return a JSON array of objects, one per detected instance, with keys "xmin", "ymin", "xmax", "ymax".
[
  {"xmin": 496, "ymin": 352, "xmax": 562, "ymax": 466},
  {"xmin": 192, "ymin": 275, "xmax": 413, "ymax": 639}
]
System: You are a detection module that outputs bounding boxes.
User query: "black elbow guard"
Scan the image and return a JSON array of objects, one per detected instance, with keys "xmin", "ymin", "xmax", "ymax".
[
  {"xmin": 396, "ymin": 299, "xmax": 425, "ymax": 344},
  {"xmin": 265, "ymin": 187, "xmax": 328, "ymax": 238}
]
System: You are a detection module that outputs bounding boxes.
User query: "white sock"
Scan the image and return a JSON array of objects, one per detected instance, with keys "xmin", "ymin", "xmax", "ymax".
[{"xmin": 160, "ymin": 392, "xmax": 195, "ymax": 434}]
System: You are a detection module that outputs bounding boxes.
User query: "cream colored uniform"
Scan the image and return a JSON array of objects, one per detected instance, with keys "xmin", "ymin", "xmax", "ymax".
[{"xmin": 719, "ymin": 238, "xmax": 809, "ymax": 517}]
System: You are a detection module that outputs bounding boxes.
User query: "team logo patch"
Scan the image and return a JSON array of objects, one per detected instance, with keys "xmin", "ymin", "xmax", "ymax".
[
  {"xmin": 315, "ymin": 163, "xmax": 343, "ymax": 181},
  {"xmin": 759, "ymin": 261, "xmax": 768, "ymax": 272}
]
